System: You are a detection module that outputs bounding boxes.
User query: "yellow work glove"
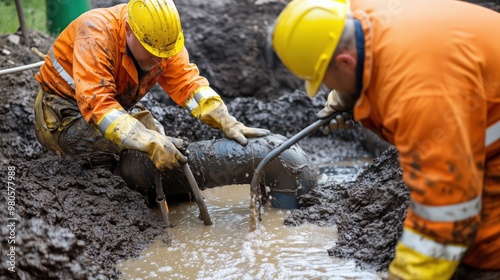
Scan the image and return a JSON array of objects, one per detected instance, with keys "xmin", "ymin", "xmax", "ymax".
[
  {"xmin": 102, "ymin": 112, "xmax": 188, "ymax": 171},
  {"xmin": 196, "ymin": 101, "xmax": 270, "ymax": 145},
  {"xmin": 316, "ymin": 90, "xmax": 356, "ymax": 135}
]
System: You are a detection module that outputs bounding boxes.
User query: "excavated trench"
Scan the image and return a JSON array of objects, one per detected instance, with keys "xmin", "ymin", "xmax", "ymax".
[{"xmin": 1, "ymin": 0, "xmax": 499, "ymax": 279}]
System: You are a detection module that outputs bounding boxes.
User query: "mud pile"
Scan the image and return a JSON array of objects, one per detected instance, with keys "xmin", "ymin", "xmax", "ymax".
[{"xmin": 285, "ymin": 146, "xmax": 409, "ymax": 271}]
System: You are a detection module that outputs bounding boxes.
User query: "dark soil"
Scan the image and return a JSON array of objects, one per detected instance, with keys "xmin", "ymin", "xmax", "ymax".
[
  {"xmin": 285, "ymin": 146, "xmax": 409, "ymax": 271},
  {"xmin": 1, "ymin": 0, "xmax": 498, "ymax": 279}
]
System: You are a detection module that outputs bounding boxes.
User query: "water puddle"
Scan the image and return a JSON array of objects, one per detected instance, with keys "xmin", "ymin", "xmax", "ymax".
[
  {"xmin": 117, "ymin": 161, "xmax": 381, "ymax": 280},
  {"xmin": 117, "ymin": 179, "xmax": 381, "ymax": 279},
  {"xmin": 317, "ymin": 158, "xmax": 372, "ymax": 184}
]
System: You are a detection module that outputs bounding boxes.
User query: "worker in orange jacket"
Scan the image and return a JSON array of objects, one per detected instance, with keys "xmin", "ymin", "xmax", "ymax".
[
  {"xmin": 34, "ymin": 0, "xmax": 269, "ymax": 187},
  {"xmin": 272, "ymin": 0, "xmax": 500, "ymax": 278}
]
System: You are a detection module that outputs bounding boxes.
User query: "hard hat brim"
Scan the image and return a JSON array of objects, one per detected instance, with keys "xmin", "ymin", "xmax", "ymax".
[
  {"xmin": 140, "ymin": 32, "xmax": 185, "ymax": 58},
  {"xmin": 305, "ymin": 80, "xmax": 320, "ymax": 98}
]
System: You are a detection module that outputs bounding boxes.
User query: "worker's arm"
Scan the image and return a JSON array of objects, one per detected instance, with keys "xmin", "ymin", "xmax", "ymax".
[
  {"xmin": 97, "ymin": 109, "xmax": 188, "ymax": 171},
  {"xmin": 186, "ymin": 86, "xmax": 270, "ymax": 145},
  {"xmin": 389, "ymin": 94, "xmax": 485, "ymax": 279},
  {"xmin": 158, "ymin": 48, "xmax": 270, "ymax": 145},
  {"xmin": 71, "ymin": 29, "xmax": 187, "ymax": 170}
]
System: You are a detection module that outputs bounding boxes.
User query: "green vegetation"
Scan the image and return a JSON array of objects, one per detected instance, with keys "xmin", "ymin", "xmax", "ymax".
[{"xmin": 0, "ymin": 0, "xmax": 47, "ymax": 34}]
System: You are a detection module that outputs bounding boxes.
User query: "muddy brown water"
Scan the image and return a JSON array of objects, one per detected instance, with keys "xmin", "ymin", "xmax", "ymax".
[{"xmin": 116, "ymin": 162, "xmax": 384, "ymax": 280}]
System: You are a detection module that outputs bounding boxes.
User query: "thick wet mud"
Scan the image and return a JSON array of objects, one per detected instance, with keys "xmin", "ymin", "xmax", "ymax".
[
  {"xmin": 1, "ymin": 156, "xmax": 167, "ymax": 279},
  {"xmin": 285, "ymin": 147, "xmax": 409, "ymax": 271},
  {"xmin": 1, "ymin": 0, "xmax": 499, "ymax": 279}
]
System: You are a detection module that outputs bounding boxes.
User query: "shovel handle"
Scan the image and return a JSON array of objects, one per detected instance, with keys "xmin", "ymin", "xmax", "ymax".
[
  {"xmin": 183, "ymin": 163, "xmax": 212, "ymax": 225},
  {"xmin": 155, "ymin": 171, "xmax": 171, "ymax": 227}
]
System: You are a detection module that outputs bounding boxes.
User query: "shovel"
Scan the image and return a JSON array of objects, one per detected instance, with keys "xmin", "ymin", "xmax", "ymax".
[
  {"xmin": 183, "ymin": 163, "xmax": 212, "ymax": 225},
  {"xmin": 249, "ymin": 113, "xmax": 341, "ymax": 231},
  {"xmin": 155, "ymin": 171, "xmax": 171, "ymax": 227},
  {"xmin": 155, "ymin": 163, "xmax": 212, "ymax": 226}
]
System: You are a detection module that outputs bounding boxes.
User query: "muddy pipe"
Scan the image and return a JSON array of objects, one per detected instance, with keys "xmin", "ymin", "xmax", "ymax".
[{"xmin": 117, "ymin": 134, "xmax": 317, "ymax": 209}]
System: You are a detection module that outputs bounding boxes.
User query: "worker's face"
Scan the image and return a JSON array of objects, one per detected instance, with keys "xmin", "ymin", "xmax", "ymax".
[
  {"xmin": 322, "ymin": 53, "xmax": 357, "ymax": 94},
  {"xmin": 125, "ymin": 23, "xmax": 163, "ymax": 72}
]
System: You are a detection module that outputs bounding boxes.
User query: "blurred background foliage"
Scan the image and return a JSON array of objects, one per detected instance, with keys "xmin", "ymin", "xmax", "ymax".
[{"xmin": 0, "ymin": 0, "xmax": 47, "ymax": 34}]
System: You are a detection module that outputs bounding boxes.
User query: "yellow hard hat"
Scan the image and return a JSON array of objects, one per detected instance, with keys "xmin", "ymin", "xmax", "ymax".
[
  {"xmin": 127, "ymin": 0, "xmax": 184, "ymax": 58},
  {"xmin": 272, "ymin": 0, "xmax": 350, "ymax": 97}
]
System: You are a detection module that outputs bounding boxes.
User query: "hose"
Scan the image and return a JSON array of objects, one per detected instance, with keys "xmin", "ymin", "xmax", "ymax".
[{"xmin": 249, "ymin": 114, "xmax": 337, "ymax": 231}]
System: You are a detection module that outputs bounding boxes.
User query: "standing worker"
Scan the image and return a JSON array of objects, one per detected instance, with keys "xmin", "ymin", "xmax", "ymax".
[
  {"xmin": 34, "ymin": 0, "xmax": 269, "ymax": 192},
  {"xmin": 272, "ymin": 0, "xmax": 500, "ymax": 279}
]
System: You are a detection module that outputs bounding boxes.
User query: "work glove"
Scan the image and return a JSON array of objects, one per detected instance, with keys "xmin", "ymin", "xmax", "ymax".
[
  {"xmin": 199, "ymin": 102, "xmax": 270, "ymax": 145},
  {"xmin": 102, "ymin": 111, "xmax": 188, "ymax": 171},
  {"xmin": 316, "ymin": 90, "xmax": 356, "ymax": 135},
  {"xmin": 129, "ymin": 104, "xmax": 166, "ymax": 135}
]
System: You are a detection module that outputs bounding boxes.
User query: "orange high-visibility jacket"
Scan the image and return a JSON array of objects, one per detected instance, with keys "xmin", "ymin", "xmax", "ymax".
[
  {"xmin": 35, "ymin": 4, "xmax": 209, "ymax": 126},
  {"xmin": 352, "ymin": 0, "xmax": 500, "ymax": 272}
]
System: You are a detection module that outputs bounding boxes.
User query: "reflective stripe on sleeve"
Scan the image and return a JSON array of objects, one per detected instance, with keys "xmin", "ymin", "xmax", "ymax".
[
  {"xmin": 185, "ymin": 98, "xmax": 198, "ymax": 111},
  {"xmin": 49, "ymin": 48, "xmax": 75, "ymax": 90},
  {"xmin": 486, "ymin": 120, "xmax": 500, "ymax": 147},
  {"xmin": 410, "ymin": 196, "xmax": 481, "ymax": 222},
  {"xmin": 185, "ymin": 87, "xmax": 220, "ymax": 112},
  {"xmin": 400, "ymin": 229, "xmax": 467, "ymax": 261},
  {"xmin": 97, "ymin": 109, "xmax": 126, "ymax": 135}
]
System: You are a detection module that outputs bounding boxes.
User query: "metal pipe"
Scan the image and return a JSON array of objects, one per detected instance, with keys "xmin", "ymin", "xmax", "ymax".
[
  {"xmin": 0, "ymin": 61, "xmax": 44, "ymax": 76},
  {"xmin": 183, "ymin": 134, "xmax": 316, "ymax": 202},
  {"xmin": 118, "ymin": 134, "xmax": 317, "ymax": 209}
]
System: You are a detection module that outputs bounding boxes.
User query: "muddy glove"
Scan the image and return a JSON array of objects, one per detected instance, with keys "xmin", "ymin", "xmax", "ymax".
[
  {"xmin": 99, "ymin": 110, "xmax": 188, "ymax": 171},
  {"xmin": 203, "ymin": 102, "xmax": 270, "ymax": 145},
  {"xmin": 189, "ymin": 87, "xmax": 270, "ymax": 145},
  {"xmin": 316, "ymin": 90, "xmax": 356, "ymax": 135}
]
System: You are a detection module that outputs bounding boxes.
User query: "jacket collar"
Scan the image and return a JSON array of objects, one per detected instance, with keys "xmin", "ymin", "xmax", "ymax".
[
  {"xmin": 352, "ymin": 10, "xmax": 374, "ymax": 121},
  {"xmin": 119, "ymin": 9, "xmax": 139, "ymax": 84},
  {"xmin": 354, "ymin": 18, "xmax": 365, "ymax": 100}
]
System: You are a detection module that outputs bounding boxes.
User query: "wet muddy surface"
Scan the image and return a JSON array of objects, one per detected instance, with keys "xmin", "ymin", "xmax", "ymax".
[
  {"xmin": 1, "ymin": 0, "xmax": 499, "ymax": 279},
  {"xmin": 285, "ymin": 147, "xmax": 409, "ymax": 272},
  {"xmin": 117, "ymin": 185, "xmax": 383, "ymax": 280}
]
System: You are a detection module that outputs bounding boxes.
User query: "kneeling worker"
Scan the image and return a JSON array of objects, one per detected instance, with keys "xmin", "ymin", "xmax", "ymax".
[{"xmin": 34, "ymin": 0, "xmax": 269, "ymax": 193}]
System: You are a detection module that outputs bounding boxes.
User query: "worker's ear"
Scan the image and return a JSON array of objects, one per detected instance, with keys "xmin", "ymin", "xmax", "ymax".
[
  {"xmin": 125, "ymin": 22, "xmax": 132, "ymax": 38},
  {"xmin": 334, "ymin": 53, "xmax": 356, "ymax": 70}
]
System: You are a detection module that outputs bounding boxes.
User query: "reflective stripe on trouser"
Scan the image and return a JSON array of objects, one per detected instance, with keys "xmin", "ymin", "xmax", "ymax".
[
  {"xmin": 400, "ymin": 229, "xmax": 468, "ymax": 262},
  {"xmin": 410, "ymin": 196, "xmax": 481, "ymax": 223},
  {"xmin": 486, "ymin": 120, "xmax": 500, "ymax": 147}
]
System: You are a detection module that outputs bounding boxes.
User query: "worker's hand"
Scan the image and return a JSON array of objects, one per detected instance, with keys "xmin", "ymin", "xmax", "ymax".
[
  {"xmin": 101, "ymin": 111, "xmax": 188, "ymax": 171},
  {"xmin": 319, "ymin": 112, "xmax": 355, "ymax": 135},
  {"xmin": 220, "ymin": 119, "xmax": 270, "ymax": 146},
  {"xmin": 317, "ymin": 90, "xmax": 356, "ymax": 135},
  {"xmin": 197, "ymin": 101, "xmax": 270, "ymax": 145},
  {"xmin": 139, "ymin": 133, "xmax": 189, "ymax": 171}
]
